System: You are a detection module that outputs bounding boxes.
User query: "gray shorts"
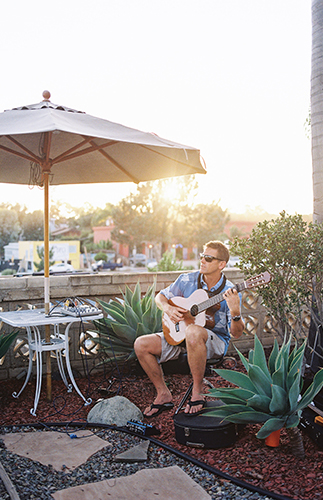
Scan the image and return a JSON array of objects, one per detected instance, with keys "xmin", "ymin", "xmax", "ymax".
[{"xmin": 155, "ymin": 330, "xmax": 226, "ymax": 364}]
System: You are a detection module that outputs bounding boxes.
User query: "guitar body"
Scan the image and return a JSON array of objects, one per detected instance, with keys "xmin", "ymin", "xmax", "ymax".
[{"xmin": 162, "ymin": 289, "xmax": 209, "ymax": 346}]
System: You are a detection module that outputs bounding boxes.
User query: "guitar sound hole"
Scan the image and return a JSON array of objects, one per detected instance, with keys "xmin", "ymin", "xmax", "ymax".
[{"xmin": 190, "ymin": 304, "xmax": 198, "ymax": 317}]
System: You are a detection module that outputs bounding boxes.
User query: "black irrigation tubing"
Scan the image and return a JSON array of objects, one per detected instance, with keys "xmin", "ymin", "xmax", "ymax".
[{"xmin": 1, "ymin": 421, "xmax": 296, "ymax": 500}]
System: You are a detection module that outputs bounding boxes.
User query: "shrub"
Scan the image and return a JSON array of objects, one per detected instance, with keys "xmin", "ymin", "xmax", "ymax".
[
  {"xmin": 230, "ymin": 211, "xmax": 323, "ymax": 340},
  {"xmin": 94, "ymin": 252, "xmax": 108, "ymax": 262},
  {"xmin": 1, "ymin": 268, "xmax": 15, "ymax": 276},
  {"xmin": 148, "ymin": 251, "xmax": 185, "ymax": 272}
]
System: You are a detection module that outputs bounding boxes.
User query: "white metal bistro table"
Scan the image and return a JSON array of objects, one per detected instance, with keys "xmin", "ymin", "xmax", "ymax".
[{"xmin": 0, "ymin": 308, "xmax": 103, "ymax": 416}]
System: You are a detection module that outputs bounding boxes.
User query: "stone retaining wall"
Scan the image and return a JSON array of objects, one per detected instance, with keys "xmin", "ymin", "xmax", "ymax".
[{"xmin": 0, "ymin": 269, "xmax": 272, "ymax": 381}]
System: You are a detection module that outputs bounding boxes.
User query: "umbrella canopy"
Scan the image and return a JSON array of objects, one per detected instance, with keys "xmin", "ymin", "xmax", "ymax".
[{"xmin": 0, "ymin": 92, "xmax": 205, "ymax": 186}]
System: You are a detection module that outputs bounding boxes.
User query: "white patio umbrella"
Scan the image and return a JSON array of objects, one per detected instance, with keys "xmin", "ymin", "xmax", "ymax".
[
  {"xmin": 0, "ymin": 91, "xmax": 206, "ymax": 399},
  {"xmin": 0, "ymin": 91, "xmax": 206, "ymax": 313}
]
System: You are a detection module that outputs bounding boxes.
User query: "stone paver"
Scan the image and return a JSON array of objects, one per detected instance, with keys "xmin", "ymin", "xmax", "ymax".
[
  {"xmin": 52, "ymin": 465, "xmax": 212, "ymax": 500},
  {"xmin": 114, "ymin": 440, "xmax": 150, "ymax": 462},
  {"xmin": 3, "ymin": 431, "xmax": 111, "ymax": 471},
  {"xmin": 3, "ymin": 431, "xmax": 211, "ymax": 499}
]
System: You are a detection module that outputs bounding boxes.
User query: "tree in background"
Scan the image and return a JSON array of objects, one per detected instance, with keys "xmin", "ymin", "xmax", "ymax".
[
  {"xmin": 49, "ymin": 202, "xmax": 98, "ymax": 252},
  {"xmin": 111, "ymin": 195, "xmax": 146, "ymax": 251},
  {"xmin": 0, "ymin": 201, "xmax": 112, "ymax": 256},
  {"xmin": 169, "ymin": 202, "xmax": 228, "ymax": 252},
  {"xmin": 111, "ymin": 176, "xmax": 228, "ymax": 256},
  {"xmin": 0, "ymin": 207, "xmax": 20, "ymax": 257},
  {"xmin": 20, "ymin": 210, "xmax": 44, "ymax": 240},
  {"xmin": 1, "ymin": 203, "xmax": 45, "ymax": 241},
  {"xmin": 93, "ymin": 240, "xmax": 114, "ymax": 252},
  {"xmin": 111, "ymin": 180, "xmax": 175, "ymax": 253},
  {"xmin": 49, "ymin": 201, "xmax": 94, "ymax": 233},
  {"xmin": 1, "ymin": 185, "xmax": 229, "ymax": 260},
  {"xmin": 33, "ymin": 246, "xmax": 55, "ymax": 272},
  {"xmin": 228, "ymin": 225, "xmax": 247, "ymax": 240},
  {"xmin": 90, "ymin": 203, "xmax": 114, "ymax": 227}
]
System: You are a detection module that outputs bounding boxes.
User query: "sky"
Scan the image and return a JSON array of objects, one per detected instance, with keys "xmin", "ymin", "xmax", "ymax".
[{"xmin": 0, "ymin": 0, "xmax": 313, "ymax": 216}]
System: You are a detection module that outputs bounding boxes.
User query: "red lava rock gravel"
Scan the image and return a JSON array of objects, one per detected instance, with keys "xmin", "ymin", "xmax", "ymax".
[{"xmin": 1, "ymin": 368, "xmax": 323, "ymax": 500}]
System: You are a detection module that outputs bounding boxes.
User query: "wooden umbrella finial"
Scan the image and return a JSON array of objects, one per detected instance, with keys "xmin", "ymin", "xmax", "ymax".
[{"xmin": 42, "ymin": 90, "xmax": 51, "ymax": 101}]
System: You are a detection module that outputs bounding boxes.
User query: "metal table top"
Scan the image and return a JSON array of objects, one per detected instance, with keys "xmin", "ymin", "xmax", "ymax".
[{"xmin": 0, "ymin": 308, "xmax": 103, "ymax": 328}]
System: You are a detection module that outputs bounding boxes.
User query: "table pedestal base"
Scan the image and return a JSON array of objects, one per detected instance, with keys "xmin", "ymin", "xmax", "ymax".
[{"xmin": 12, "ymin": 323, "xmax": 92, "ymax": 416}]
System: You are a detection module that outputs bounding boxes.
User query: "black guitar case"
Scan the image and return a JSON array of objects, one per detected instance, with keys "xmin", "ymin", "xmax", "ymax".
[
  {"xmin": 299, "ymin": 407, "xmax": 323, "ymax": 449},
  {"xmin": 173, "ymin": 400, "xmax": 239, "ymax": 449}
]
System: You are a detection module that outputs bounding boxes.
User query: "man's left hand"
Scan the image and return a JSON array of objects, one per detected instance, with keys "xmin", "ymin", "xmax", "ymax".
[{"xmin": 223, "ymin": 288, "xmax": 241, "ymax": 317}]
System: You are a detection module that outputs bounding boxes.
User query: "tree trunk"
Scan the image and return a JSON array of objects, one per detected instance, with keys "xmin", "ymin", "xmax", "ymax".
[
  {"xmin": 287, "ymin": 427, "xmax": 305, "ymax": 458},
  {"xmin": 312, "ymin": 0, "xmax": 323, "ymax": 223}
]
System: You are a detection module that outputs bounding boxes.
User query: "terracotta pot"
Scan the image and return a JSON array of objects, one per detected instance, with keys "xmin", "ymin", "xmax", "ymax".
[{"xmin": 265, "ymin": 429, "xmax": 281, "ymax": 447}]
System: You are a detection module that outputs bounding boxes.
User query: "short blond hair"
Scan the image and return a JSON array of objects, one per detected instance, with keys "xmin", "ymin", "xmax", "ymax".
[{"xmin": 203, "ymin": 241, "xmax": 229, "ymax": 263}]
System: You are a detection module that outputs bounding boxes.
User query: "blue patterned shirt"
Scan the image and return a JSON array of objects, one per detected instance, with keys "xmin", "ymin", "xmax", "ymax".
[{"xmin": 160, "ymin": 270, "xmax": 241, "ymax": 353}]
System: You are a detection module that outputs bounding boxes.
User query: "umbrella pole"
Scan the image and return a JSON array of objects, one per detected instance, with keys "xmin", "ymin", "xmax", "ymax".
[{"xmin": 43, "ymin": 171, "xmax": 52, "ymax": 402}]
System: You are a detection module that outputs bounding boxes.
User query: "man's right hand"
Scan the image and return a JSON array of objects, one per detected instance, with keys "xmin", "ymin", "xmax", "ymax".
[
  {"xmin": 164, "ymin": 303, "xmax": 188, "ymax": 324},
  {"xmin": 156, "ymin": 292, "xmax": 188, "ymax": 324}
]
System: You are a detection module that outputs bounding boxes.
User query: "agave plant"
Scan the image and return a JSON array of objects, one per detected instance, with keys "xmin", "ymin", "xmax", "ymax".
[
  {"xmin": 90, "ymin": 279, "xmax": 162, "ymax": 364},
  {"xmin": 206, "ymin": 334, "xmax": 323, "ymax": 454},
  {"xmin": 0, "ymin": 330, "xmax": 19, "ymax": 359}
]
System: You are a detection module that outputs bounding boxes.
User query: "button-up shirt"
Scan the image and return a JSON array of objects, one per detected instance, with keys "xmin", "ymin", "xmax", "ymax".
[{"xmin": 160, "ymin": 270, "xmax": 241, "ymax": 352}]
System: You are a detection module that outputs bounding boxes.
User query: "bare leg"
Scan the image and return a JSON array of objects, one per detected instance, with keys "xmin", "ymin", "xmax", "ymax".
[
  {"xmin": 134, "ymin": 334, "xmax": 172, "ymax": 416},
  {"xmin": 184, "ymin": 324, "xmax": 208, "ymax": 414}
]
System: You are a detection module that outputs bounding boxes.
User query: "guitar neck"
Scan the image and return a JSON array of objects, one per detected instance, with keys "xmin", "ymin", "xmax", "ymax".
[{"xmin": 195, "ymin": 282, "xmax": 247, "ymax": 315}]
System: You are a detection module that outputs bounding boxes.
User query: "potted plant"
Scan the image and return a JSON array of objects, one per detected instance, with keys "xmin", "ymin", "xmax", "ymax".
[{"xmin": 205, "ymin": 334, "xmax": 323, "ymax": 457}]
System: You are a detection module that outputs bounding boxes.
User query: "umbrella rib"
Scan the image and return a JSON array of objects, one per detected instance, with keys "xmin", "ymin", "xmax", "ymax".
[
  {"xmin": 52, "ymin": 136, "xmax": 96, "ymax": 163},
  {"xmin": 0, "ymin": 137, "xmax": 41, "ymax": 163},
  {"xmin": 52, "ymin": 139, "xmax": 118, "ymax": 164},
  {"xmin": 95, "ymin": 146, "xmax": 140, "ymax": 183},
  {"xmin": 139, "ymin": 144, "xmax": 204, "ymax": 173}
]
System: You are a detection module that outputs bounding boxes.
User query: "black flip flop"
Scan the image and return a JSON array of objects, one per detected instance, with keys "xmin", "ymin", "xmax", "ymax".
[
  {"xmin": 184, "ymin": 399, "xmax": 206, "ymax": 417},
  {"xmin": 143, "ymin": 402, "xmax": 174, "ymax": 418}
]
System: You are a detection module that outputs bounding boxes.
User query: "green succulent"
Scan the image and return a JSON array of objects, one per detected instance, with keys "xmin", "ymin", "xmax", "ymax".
[
  {"xmin": 90, "ymin": 279, "xmax": 162, "ymax": 364},
  {"xmin": 205, "ymin": 334, "xmax": 323, "ymax": 439},
  {"xmin": 0, "ymin": 330, "xmax": 19, "ymax": 359}
]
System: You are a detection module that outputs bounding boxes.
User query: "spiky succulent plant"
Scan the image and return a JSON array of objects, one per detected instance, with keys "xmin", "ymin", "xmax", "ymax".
[
  {"xmin": 0, "ymin": 330, "xmax": 19, "ymax": 359},
  {"xmin": 205, "ymin": 334, "xmax": 323, "ymax": 439},
  {"xmin": 90, "ymin": 279, "xmax": 162, "ymax": 364}
]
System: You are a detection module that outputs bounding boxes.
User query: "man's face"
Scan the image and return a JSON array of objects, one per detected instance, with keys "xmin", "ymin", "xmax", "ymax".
[{"xmin": 199, "ymin": 247, "xmax": 226, "ymax": 274}]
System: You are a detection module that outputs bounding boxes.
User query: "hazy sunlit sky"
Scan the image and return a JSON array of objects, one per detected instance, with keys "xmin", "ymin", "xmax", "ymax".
[{"xmin": 0, "ymin": 0, "xmax": 312, "ymax": 216}]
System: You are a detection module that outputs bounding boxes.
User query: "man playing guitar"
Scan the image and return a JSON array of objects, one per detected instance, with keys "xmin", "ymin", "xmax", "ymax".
[{"xmin": 134, "ymin": 240, "xmax": 244, "ymax": 417}]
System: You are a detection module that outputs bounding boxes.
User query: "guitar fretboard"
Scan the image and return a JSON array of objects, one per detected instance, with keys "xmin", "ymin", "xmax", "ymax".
[{"xmin": 192, "ymin": 282, "xmax": 247, "ymax": 316}]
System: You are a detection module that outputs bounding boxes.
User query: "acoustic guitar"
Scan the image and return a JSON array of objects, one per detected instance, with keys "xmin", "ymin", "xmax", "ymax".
[{"xmin": 162, "ymin": 271, "xmax": 271, "ymax": 345}]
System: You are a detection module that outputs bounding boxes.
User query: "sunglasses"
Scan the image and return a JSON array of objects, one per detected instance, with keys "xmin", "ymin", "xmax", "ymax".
[{"xmin": 199, "ymin": 253, "xmax": 223, "ymax": 263}]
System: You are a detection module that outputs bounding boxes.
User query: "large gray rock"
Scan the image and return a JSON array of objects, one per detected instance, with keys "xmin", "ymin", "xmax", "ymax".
[{"xmin": 87, "ymin": 396, "xmax": 143, "ymax": 426}]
